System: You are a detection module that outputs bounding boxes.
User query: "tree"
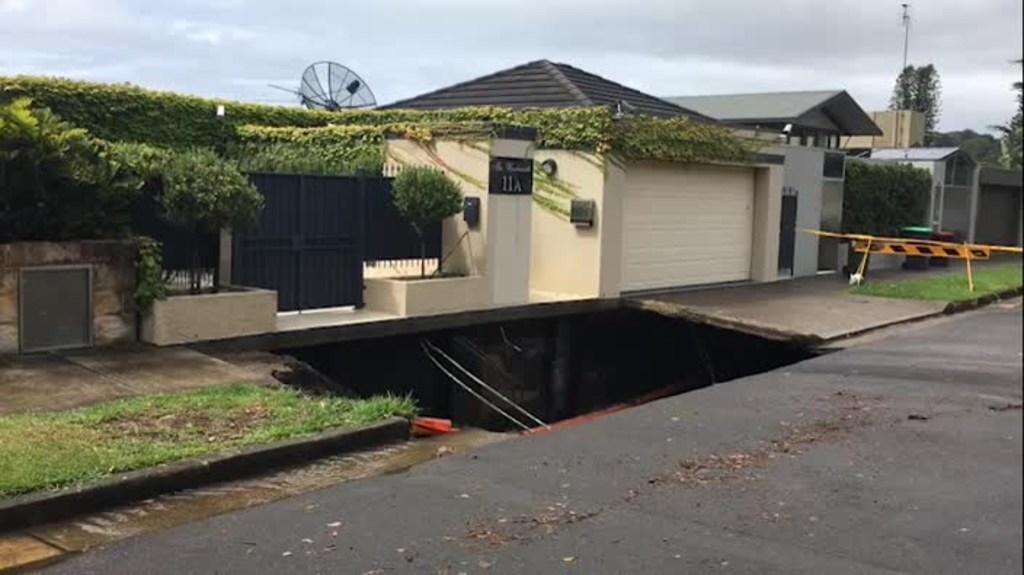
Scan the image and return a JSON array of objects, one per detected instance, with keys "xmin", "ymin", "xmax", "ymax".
[
  {"xmin": 162, "ymin": 148, "xmax": 263, "ymax": 292},
  {"xmin": 0, "ymin": 98, "xmax": 142, "ymax": 242},
  {"xmin": 930, "ymin": 130, "xmax": 1003, "ymax": 167},
  {"xmin": 890, "ymin": 64, "xmax": 942, "ymax": 144},
  {"xmin": 391, "ymin": 166, "xmax": 463, "ymax": 278},
  {"xmin": 993, "ymin": 59, "xmax": 1022, "ymax": 170}
]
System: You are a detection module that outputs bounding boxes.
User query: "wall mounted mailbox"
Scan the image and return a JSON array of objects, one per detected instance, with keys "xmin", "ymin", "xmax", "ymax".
[
  {"xmin": 570, "ymin": 199, "xmax": 596, "ymax": 228},
  {"xmin": 488, "ymin": 157, "xmax": 534, "ymax": 195},
  {"xmin": 463, "ymin": 196, "xmax": 481, "ymax": 229}
]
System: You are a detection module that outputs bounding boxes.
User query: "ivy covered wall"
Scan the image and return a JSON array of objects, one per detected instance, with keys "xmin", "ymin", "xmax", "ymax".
[{"xmin": 2, "ymin": 76, "xmax": 759, "ymax": 167}]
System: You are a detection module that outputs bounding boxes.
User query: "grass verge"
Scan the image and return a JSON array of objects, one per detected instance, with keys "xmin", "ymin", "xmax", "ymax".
[
  {"xmin": 852, "ymin": 263, "xmax": 1022, "ymax": 302},
  {"xmin": 0, "ymin": 384, "xmax": 415, "ymax": 498}
]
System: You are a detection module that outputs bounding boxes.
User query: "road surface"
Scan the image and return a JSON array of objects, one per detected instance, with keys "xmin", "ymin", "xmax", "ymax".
[{"xmin": 43, "ymin": 303, "xmax": 1023, "ymax": 574}]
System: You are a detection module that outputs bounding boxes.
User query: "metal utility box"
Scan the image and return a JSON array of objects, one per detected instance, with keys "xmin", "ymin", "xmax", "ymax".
[
  {"xmin": 19, "ymin": 266, "xmax": 94, "ymax": 353},
  {"xmin": 570, "ymin": 199, "xmax": 596, "ymax": 228},
  {"xmin": 463, "ymin": 196, "xmax": 481, "ymax": 229}
]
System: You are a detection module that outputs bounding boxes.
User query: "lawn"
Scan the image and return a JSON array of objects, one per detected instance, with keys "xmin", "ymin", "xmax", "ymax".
[
  {"xmin": 0, "ymin": 384, "xmax": 415, "ymax": 498},
  {"xmin": 852, "ymin": 263, "xmax": 1023, "ymax": 302}
]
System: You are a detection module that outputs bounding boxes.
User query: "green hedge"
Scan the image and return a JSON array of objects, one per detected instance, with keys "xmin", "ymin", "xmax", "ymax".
[
  {"xmin": 842, "ymin": 160, "xmax": 932, "ymax": 236},
  {"xmin": 0, "ymin": 75, "xmax": 338, "ymax": 149},
  {"xmin": 2, "ymin": 76, "xmax": 758, "ymax": 165}
]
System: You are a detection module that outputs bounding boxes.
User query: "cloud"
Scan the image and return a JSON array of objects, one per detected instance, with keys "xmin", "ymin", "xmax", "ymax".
[
  {"xmin": 169, "ymin": 19, "xmax": 256, "ymax": 45},
  {"xmin": 0, "ymin": 0, "xmax": 1020, "ymax": 131}
]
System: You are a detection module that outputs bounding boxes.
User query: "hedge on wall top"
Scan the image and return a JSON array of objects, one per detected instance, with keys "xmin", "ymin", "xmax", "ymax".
[
  {"xmin": 2, "ymin": 75, "xmax": 759, "ymax": 165},
  {"xmin": 0, "ymin": 75, "xmax": 339, "ymax": 149}
]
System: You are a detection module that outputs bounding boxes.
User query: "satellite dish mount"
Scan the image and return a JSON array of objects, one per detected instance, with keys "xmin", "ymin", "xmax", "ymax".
[{"xmin": 270, "ymin": 61, "xmax": 377, "ymax": 110}]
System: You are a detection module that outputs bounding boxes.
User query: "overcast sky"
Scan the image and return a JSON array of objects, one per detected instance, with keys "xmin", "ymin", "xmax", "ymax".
[{"xmin": 1, "ymin": 0, "xmax": 1020, "ymax": 132}]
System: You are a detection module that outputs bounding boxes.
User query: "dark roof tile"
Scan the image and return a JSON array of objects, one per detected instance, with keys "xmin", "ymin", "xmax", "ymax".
[{"xmin": 383, "ymin": 60, "xmax": 712, "ymax": 122}]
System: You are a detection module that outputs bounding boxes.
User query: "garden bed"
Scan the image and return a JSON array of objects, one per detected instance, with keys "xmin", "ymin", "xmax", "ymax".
[
  {"xmin": 0, "ymin": 383, "xmax": 415, "ymax": 498},
  {"xmin": 364, "ymin": 276, "xmax": 490, "ymax": 317},
  {"xmin": 852, "ymin": 264, "xmax": 1022, "ymax": 302},
  {"xmin": 140, "ymin": 286, "xmax": 277, "ymax": 345}
]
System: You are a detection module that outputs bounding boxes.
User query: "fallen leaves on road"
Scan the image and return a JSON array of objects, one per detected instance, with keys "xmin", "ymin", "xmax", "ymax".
[
  {"xmin": 647, "ymin": 390, "xmax": 873, "ymax": 490},
  {"xmin": 460, "ymin": 505, "xmax": 601, "ymax": 549}
]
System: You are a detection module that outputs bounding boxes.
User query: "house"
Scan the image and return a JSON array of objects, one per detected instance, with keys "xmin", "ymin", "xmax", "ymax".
[
  {"xmin": 667, "ymin": 90, "xmax": 882, "ymax": 277},
  {"xmin": 384, "ymin": 60, "xmax": 786, "ymax": 297},
  {"xmin": 869, "ymin": 148, "xmax": 1022, "ymax": 247},
  {"xmin": 843, "ymin": 110, "xmax": 926, "ymax": 151},
  {"xmin": 870, "ymin": 147, "xmax": 978, "ymax": 240}
]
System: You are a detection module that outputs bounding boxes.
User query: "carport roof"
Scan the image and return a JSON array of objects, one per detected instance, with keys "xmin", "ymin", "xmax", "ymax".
[
  {"xmin": 382, "ymin": 60, "xmax": 713, "ymax": 121},
  {"xmin": 870, "ymin": 147, "xmax": 963, "ymax": 161},
  {"xmin": 667, "ymin": 90, "xmax": 882, "ymax": 136}
]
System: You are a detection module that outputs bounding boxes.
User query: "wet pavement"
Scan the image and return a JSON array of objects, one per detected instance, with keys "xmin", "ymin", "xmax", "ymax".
[
  {"xmin": 34, "ymin": 302, "xmax": 1023, "ymax": 574},
  {"xmin": 0, "ymin": 346, "xmax": 273, "ymax": 416},
  {"xmin": 0, "ymin": 429, "xmax": 509, "ymax": 572},
  {"xmin": 628, "ymin": 269, "xmax": 951, "ymax": 343}
]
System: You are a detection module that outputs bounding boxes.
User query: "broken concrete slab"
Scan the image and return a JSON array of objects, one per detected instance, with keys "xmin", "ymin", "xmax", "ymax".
[{"xmin": 627, "ymin": 273, "xmax": 946, "ymax": 343}]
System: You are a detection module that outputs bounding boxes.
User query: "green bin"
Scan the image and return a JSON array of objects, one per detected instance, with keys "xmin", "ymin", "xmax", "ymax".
[{"xmin": 901, "ymin": 226, "xmax": 932, "ymax": 270}]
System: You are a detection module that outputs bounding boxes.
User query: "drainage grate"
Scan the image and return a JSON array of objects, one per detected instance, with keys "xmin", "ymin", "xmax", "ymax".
[{"xmin": 19, "ymin": 266, "xmax": 94, "ymax": 353}]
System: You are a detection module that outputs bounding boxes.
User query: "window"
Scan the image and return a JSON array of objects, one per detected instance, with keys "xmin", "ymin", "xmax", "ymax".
[{"xmin": 823, "ymin": 151, "xmax": 846, "ymax": 179}]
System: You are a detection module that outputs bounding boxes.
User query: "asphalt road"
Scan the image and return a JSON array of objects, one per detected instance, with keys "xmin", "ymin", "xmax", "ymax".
[{"xmin": 43, "ymin": 304, "xmax": 1023, "ymax": 574}]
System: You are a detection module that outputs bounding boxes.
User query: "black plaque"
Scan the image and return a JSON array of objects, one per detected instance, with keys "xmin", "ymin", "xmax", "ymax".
[{"xmin": 489, "ymin": 157, "xmax": 533, "ymax": 195}]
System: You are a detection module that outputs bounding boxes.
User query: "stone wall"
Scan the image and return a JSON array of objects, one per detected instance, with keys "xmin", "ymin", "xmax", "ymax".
[{"xmin": 0, "ymin": 241, "xmax": 136, "ymax": 354}]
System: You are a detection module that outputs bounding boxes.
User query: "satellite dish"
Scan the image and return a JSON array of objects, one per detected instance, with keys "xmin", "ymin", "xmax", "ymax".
[{"xmin": 270, "ymin": 61, "xmax": 377, "ymax": 110}]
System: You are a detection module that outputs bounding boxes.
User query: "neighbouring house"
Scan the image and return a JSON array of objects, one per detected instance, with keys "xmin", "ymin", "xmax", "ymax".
[
  {"xmin": 667, "ymin": 90, "xmax": 882, "ymax": 277},
  {"xmin": 383, "ymin": 60, "xmax": 785, "ymax": 296},
  {"xmin": 866, "ymin": 147, "xmax": 1022, "ymax": 247},
  {"xmin": 843, "ymin": 110, "xmax": 927, "ymax": 151},
  {"xmin": 869, "ymin": 147, "xmax": 980, "ymax": 241}
]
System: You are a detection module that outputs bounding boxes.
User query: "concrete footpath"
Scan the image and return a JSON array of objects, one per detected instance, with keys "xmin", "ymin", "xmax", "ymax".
[
  {"xmin": 41, "ymin": 303, "xmax": 1023, "ymax": 574},
  {"xmin": 628, "ymin": 268, "xmax": 955, "ymax": 343},
  {"xmin": 0, "ymin": 347, "xmax": 280, "ymax": 416}
]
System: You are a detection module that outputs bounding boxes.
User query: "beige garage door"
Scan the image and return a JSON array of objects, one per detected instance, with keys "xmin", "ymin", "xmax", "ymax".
[{"xmin": 622, "ymin": 164, "xmax": 755, "ymax": 291}]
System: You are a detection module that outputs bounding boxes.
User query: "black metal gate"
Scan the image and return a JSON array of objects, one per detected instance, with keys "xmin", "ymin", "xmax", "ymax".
[
  {"xmin": 778, "ymin": 187, "xmax": 798, "ymax": 276},
  {"xmin": 233, "ymin": 173, "xmax": 365, "ymax": 312}
]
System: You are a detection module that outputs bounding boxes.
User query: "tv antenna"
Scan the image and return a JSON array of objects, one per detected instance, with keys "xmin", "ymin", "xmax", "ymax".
[{"xmin": 900, "ymin": 3, "xmax": 911, "ymax": 70}]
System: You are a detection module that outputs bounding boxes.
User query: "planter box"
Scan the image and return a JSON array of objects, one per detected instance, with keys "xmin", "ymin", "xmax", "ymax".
[
  {"xmin": 364, "ymin": 276, "xmax": 490, "ymax": 317},
  {"xmin": 141, "ymin": 287, "xmax": 276, "ymax": 346}
]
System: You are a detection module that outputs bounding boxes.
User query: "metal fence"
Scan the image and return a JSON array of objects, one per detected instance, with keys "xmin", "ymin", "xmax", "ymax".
[
  {"xmin": 363, "ymin": 176, "xmax": 442, "ymax": 264},
  {"xmin": 132, "ymin": 180, "xmax": 220, "ymax": 292}
]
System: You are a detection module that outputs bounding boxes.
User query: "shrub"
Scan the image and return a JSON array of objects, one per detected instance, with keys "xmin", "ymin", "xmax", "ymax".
[
  {"xmin": 0, "ymin": 98, "xmax": 142, "ymax": 242},
  {"xmin": 229, "ymin": 142, "xmax": 382, "ymax": 176},
  {"xmin": 842, "ymin": 160, "xmax": 932, "ymax": 237},
  {"xmin": 391, "ymin": 167, "xmax": 463, "ymax": 278},
  {"xmin": 162, "ymin": 148, "xmax": 263, "ymax": 291}
]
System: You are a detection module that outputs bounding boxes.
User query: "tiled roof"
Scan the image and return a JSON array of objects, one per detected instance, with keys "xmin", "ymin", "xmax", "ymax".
[{"xmin": 383, "ymin": 60, "xmax": 711, "ymax": 120}]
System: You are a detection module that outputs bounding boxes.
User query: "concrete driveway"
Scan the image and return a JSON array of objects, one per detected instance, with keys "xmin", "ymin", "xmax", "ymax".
[{"xmin": 627, "ymin": 271, "xmax": 948, "ymax": 343}]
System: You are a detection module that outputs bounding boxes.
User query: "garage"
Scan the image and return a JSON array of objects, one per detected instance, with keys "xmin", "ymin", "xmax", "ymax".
[
  {"xmin": 621, "ymin": 163, "xmax": 756, "ymax": 291},
  {"xmin": 974, "ymin": 168, "xmax": 1022, "ymax": 247}
]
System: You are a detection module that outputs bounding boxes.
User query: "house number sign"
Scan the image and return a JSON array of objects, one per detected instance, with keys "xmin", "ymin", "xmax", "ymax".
[{"xmin": 488, "ymin": 157, "xmax": 534, "ymax": 195}]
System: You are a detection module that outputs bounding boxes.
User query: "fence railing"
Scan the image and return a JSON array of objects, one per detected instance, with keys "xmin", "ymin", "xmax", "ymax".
[
  {"xmin": 363, "ymin": 176, "xmax": 442, "ymax": 264},
  {"xmin": 132, "ymin": 180, "xmax": 220, "ymax": 292}
]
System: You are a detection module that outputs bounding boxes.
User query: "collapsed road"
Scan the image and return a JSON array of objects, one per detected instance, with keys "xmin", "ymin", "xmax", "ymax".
[{"xmin": 37, "ymin": 301, "xmax": 1023, "ymax": 574}]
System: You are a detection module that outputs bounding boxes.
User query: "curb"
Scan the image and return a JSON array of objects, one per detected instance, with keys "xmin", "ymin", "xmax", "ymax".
[
  {"xmin": 943, "ymin": 286, "xmax": 1023, "ymax": 314},
  {"xmin": 0, "ymin": 417, "xmax": 409, "ymax": 533}
]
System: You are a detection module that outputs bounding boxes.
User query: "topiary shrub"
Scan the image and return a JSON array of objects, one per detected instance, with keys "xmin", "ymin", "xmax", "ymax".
[
  {"xmin": 391, "ymin": 167, "xmax": 463, "ymax": 278},
  {"xmin": 162, "ymin": 148, "xmax": 263, "ymax": 291},
  {"xmin": 842, "ymin": 160, "xmax": 932, "ymax": 237}
]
